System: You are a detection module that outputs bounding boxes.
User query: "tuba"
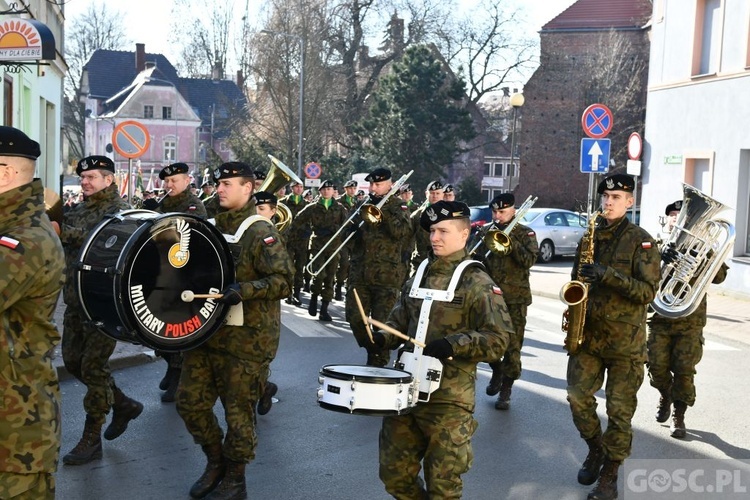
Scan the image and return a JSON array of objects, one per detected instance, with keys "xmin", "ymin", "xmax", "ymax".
[
  {"xmin": 560, "ymin": 210, "xmax": 607, "ymax": 354},
  {"xmin": 259, "ymin": 154, "xmax": 304, "ymax": 233},
  {"xmin": 652, "ymin": 184, "xmax": 735, "ymax": 318}
]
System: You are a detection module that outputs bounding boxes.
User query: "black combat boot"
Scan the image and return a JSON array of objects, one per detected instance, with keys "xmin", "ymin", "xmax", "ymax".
[
  {"xmin": 655, "ymin": 388, "xmax": 672, "ymax": 423},
  {"xmin": 303, "ymin": 278, "xmax": 311, "ymax": 293},
  {"xmin": 308, "ymin": 294, "xmax": 319, "ymax": 316},
  {"xmin": 334, "ymin": 285, "xmax": 343, "ymax": 301},
  {"xmin": 291, "ymin": 287, "xmax": 302, "ymax": 306},
  {"xmin": 161, "ymin": 367, "xmax": 181, "ymax": 403},
  {"xmin": 319, "ymin": 301, "xmax": 333, "ymax": 321},
  {"xmin": 577, "ymin": 436, "xmax": 605, "ymax": 485},
  {"xmin": 366, "ymin": 350, "xmax": 389, "ymax": 367},
  {"xmin": 486, "ymin": 362, "xmax": 503, "ymax": 396},
  {"xmin": 104, "ymin": 387, "xmax": 144, "ymax": 440},
  {"xmin": 206, "ymin": 460, "xmax": 246, "ymax": 499},
  {"xmin": 190, "ymin": 443, "xmax": 225, "ymax": 499},
  {"xmin": 670, "ymin": 401, "xmax": 687, "ymax": 438},
  {"xmin": 587, "ymin": 458, "xmax": 620, "ymax": 500},
  {"xmin": 63, "ymin": 414, "xmax": 103, "ymax": 465},
  {"xmin": 159, "ymin": 363, "xmax": 179, "ymax": 390},
  {"xmin": 257, "ymin": 382, "xmax": 278, "ymax": 416},
  {"xmin": 494, "ymin": 377, "xmax": 514, "ymax": 410}
]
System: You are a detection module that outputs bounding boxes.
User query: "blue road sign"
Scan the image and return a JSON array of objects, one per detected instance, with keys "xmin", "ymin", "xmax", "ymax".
[{"xmin": 580, "ymin": 138, "xmax": 611, "ymax": 173}]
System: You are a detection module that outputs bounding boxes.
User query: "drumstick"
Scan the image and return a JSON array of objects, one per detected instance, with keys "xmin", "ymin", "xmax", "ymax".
[
  {"xmin": 366, "ymin": 317, "xmax": 427, "ymax": 349},
  {"xmin": 352, "ymin": 288, "xmax": 374, "ymax": 344},
  {"xmin": 181, "ymin": 290, "xmax": 223, "ymax": 303}
]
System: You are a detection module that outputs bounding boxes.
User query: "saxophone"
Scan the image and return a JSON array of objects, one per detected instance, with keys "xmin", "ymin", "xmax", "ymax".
[{"xmin": 559, "ymin": 210, "xmax": 607, "ymax": 354}]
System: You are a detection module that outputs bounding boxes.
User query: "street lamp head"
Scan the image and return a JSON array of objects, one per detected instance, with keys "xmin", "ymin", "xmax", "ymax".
[{"xmin": 510, "ymin": 93, "xmax": 525, "ymax": 108}]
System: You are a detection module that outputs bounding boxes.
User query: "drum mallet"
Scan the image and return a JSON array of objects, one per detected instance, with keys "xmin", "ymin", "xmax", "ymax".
[
  {"xmin": 365, "ymin": 317, "xmax": 427, "ymax": 349},
  {"xmin": 352, "ymin": 288, "xmax": 375, "ymax": 344},
  {"xmin": 181, "ymin": 290, "xmax": 224, "ymax": 303}
]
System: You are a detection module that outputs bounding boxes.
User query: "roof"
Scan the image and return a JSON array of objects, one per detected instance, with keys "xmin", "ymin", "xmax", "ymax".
[
  {"xmin": 541, "ymin": 0, "xmax": 652, "ymax": 31},
  {"xmin": 177, "ymin": 78, "xmax": 246, "ymax": 134},
  {"xmin": 84, "ymin": 49, "xmax": 179, "ymax": 99}
]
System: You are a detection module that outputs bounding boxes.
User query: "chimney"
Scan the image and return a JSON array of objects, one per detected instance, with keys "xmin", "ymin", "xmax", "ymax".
[
  {"xmin": 357, "ymin": 45, "xmax": 370, "ymax": 70},
  {"xmin": 212, "ymin": 61, "xmax": 223, "ymax": 81},
  {"xmin": 236, "ymin": 70, "xmax": 245, "ymax": 89},
  {"xmin": 390, "ymin": 12, "xmax": 404, "ymax": 54},
  {"xmin": 502, "ymin": 87, "xmax": 510, "ymax": 97},
  {"xmin": 136, "ymin": 43, "xmax": 146, "ymax": 72}
]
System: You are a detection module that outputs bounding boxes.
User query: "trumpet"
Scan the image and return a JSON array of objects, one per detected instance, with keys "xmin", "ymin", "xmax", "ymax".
[
  {"xmin": 469, "ymin": 195, "xmax": 537, "ymax": 257},
  {"xmin": 305, "ymin": 170, "xmax": 414, "ymax": 276},
  {"xmin": 156, "ymin": 189, "xmax": 173, "ymax": 204}
]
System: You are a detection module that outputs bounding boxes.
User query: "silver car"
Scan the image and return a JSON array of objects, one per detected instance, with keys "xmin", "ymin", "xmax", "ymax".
[{"xmin": 520, "ymin": 208, "xmax": 586, "ymax": 263}]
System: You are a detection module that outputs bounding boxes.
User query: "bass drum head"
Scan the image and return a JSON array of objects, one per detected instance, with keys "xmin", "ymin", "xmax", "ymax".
[{"xmin": 116, "ymin": 213, "xmax": 234, "ymax": 352}]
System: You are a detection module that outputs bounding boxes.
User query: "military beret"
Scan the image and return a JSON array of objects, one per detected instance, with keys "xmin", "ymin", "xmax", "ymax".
[
  {"xmin": 426, "ymin": 180, "xmax": 444, "ymax": 191},
  {"xmin": 443, "ymin": 184, "xmax": 454, "ymax": 193},
  {"xmin": 77, "ymin": 155, "xmax": 115, "ymax": 175},
  {"xmin": 399, "ymin": 184, "xmax": 412, "ymax": 194},
  {"xmin": 355, "ymin": 190, "xmax": 365, "ymax": 197},
  {"xmin": 291, "ymin": 180, "xmax": 303, "ymax": 187},
  {"xmin": 302, "ymin": 189, "xmax": 312, "ymax": 198},
  {"xmin": 597, "ymin": 174, "xmax": 634, "ymax": 194},
  {"xmin": 0, "ymin": 126, "xmax": 41, "ymax": 159},
  {"xmin": 490, "ymin": 193, "xmax": 515, "ymax": 210},
  {"xmin": 343, "ymin": 180, "xmax": 358, "ymax": 188},
  {"xmin": 253, "ymin": 191, "xmax": 277, "ymax": 206},
  {"xmin": 665, "ymin": 200, "xmax": 682, "ymax": 215},
  {"xmin": 365, "ymin": 167, "xmax": 392, "ymax": 182},
  {"xmin": 420, "ymin": 200, "xmax": 471, "ymax": 232},
  {"xmin": 159, "ymin": 162, "xmax": 189, "ymax": 180},
  {"xmin": 213, "ymin": 162, "xmax": 256, "ymax": 182},
  {"xmin": 320, "ymin": 179, "xmax": 335, "ymax": 189},
  {"xmin": 201, "ymin": 179, "xmax": 215, "ymax": 187},
  {"xmin": 253, "ymin": 170, "xmax": 267, "ymax": 180}
]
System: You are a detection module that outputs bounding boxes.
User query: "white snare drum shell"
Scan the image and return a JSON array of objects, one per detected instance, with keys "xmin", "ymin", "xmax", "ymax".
[{"xmin": 317, "ymin": 364, "xmax": 414, "ymax": 416}]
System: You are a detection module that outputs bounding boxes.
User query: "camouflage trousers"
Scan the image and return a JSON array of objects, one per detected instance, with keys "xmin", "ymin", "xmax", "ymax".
[
  {"xmin": 379, "ymin": 403, "xmax": 477, "ymax": 500},
  {"xmin": 566, "ymin": 350, "xmax": 645, "ymax": 461},
  {"xmin": 287, "ymin": 238, "xmax": 309, "ymax": 290},
  {"xmin": 647, "ymin": 324, "xmax": 703, "ymax": 406},
  {"xmin": 310, "ymin": 249, "xmax": 339, "ymax": 302},
  {"xmin": 62, "ymin": 308, "xmax": 117, "ymax": 424},
  {"xmin": 335, "ymin": 244, "xmax": 351, "ymax": 289},
  {"xmin": 176, "ymin": 347, "xmax": 266, "ymax": 463},
  {"xmin": 0, "ymin": 472, "xmax": 54, "ymax": 499},
  {"xmin": 345, "ymin": 284, "xmax": 400, "ymax": 361},
  {"xmin": 489, "ymin": 303, "xmax": 526, "ymax": 380}
]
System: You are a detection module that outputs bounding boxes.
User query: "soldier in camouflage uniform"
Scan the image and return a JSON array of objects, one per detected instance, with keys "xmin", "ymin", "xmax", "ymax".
[
  {"xmin": 176, "ymin": 162, "xmax": 293, "ymax": 500},
  {"xmin": 398, "ymin": 183, "xmax": 419, "ymax": 213},
  {"xmin": 475, "ymin": 193, "xmax": 539, "ymax": 410},
  {"xmin": 199, "ymin": 179, "xmax": 216, "ymax": 201},
  {"xmin": 442, "ymin": 183, "xmax": 456, "ymax": 201},
  {"xmin": 58, "ymin": 156, "xmax": 144, "ymax": 466},
  {"xmin": 370, "ymin": 200, "xmax": 511, "ymax": 499},
  {"xmin": 292, "ymin": 180, "xmax": 348, "ymax": 321},
  {"xmin": 0, "ymin": 127, "xmax": 65, "ymax": 500},
  {"xmin": 647, "ymin": 200, "xmax": 728, "ymax": 439},
  {"xmin": 567, "ymin": 174, "xmax": 661, "ymax": 500},
  {"xmin": 334, "ymin": 180, "xmax": 359, "ymax": 302},
  {"xmin": 153, "ymin": 162, "xmax": 208, "ymax": 403},
  {"xmin": 345, "ymin": 167, "xmax": 412, "ymax": 367},
  {"xmin": 410, "ymin": 181, "xmax": 444, "ymax": 272},
  {"xmin": 281, "ymin": 181, "xmax": 309, "ymax": 305}
]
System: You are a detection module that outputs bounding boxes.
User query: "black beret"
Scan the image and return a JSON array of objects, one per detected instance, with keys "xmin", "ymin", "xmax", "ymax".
[
  {"xmin": 420, "ymin": 200, "xmax": 471, "ymax": 232},
  {"xmin": 399, "ymin": 184, "xmax": 412, "ymax": 194},
  {"xmin": 365, "ymin": 167, "xmax": 392, "ymax": 182},
  {"xmin": 302, "ymin": 189, "xmax": 312, "ymax": 198},
  {"xmin": 320, "ymin": 179, "xmax": 335, "ymax": 189},
  {"xmin": 291, "ymin": 180, "xmax": 303, "ymax": 187},
  {"xmin": 426, "ymin": 180, "xmax": 444, "ymax": 191},
  {"xmin": 159, "ymin": 162, "xmax": 189, "ymax": 180},
  {"xmin": 0, "ymin": 126, "xmax": 40, "ymax": 159},
  {"xmin": 443, "ymin": 184, "xmax": 454, "ymax": 193},
  {"xmin": 490, "ymin": 193, "xmax": 515, "ymax": 210},
  {"xmin": 77, "ymin": 155, "xmax": 115, "ymax": 175},
  {"xmin": 597, "ymin": 174, "xmax": 634, "ymax": 194},
  {"xmin": 201, "ymin": 179, "xmax": 215, "ymax": 187},
  {"xmin": 665, "ymin": 200, "xmax": 682, "ymax": 215},
  {"xmin": 343, "ymin": 180, "xmax": 358, "ymax": 188},
  {"xmin": 213, "ymin": 162, "xmax": 256, "ymax": 182},
  {"xmin": 253, "ymin": 191, "xmax": 277, "ymax": 206},
  {"xmin": 253, "ymin": 170, "xmax": 267, "ymax": 180},
  {"xmin": 355, "ymin": 190, "xmax": 365, "ymax": 196}
]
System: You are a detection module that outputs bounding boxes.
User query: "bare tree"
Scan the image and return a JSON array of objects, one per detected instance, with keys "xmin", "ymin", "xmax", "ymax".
[{"xmin": 170, "ymin": 0, "xmax": 235, "ymax": 77}]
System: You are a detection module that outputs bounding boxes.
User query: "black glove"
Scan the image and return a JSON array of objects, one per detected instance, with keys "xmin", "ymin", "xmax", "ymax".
[
  {"xmin": 662, "ymin": 244, "xmax": 680, "ymax": 265},
  {"xmin": 370, "ymin": 330, "xmax": 387, "ymax": 348},
  {"xmin": 422, "ymin": 338, "xmax": 454, "ymax": 360},
  {"xmin": 218, "ymin": 283, "xmax": 242, "ymax": 305},
  {"xmin": 579, "ymin": 263, "xmax": 607, "ymax": 283}
]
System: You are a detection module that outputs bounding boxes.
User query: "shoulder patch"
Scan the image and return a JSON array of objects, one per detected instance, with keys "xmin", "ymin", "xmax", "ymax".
[
  {"xmin": 641, "ymin": 241, "xmax": 653, "ymax": 249},
  {"xmin": 528, "ymin": 231, "xmax": 535, "ymax": 236},
  {"xmin": 400, "ymin": 204, "xmax": 408, "ymax": 210},
  {"xmin": 0, "ymin": 236, "xmax": 20, "ymax": 250},
  {"xmin": 263, "ymin": 235, "xmax": 277, "ymax": 245},
  {"xmin": 188, "ymin": 205, "xmax": 197, "ymax": 211},
  {"xmin": 491, "ymin": 285, "xmax": 503, "ymax": 295}
]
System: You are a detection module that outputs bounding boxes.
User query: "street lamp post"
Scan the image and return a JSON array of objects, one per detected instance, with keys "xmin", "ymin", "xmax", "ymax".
[
  {"xmin": 261, "ymin": 30, "xmax": 305, "ymax": 179},
  {"xmin": 509, "ymin": 92, "xmax": 525, "ymax": 192}
]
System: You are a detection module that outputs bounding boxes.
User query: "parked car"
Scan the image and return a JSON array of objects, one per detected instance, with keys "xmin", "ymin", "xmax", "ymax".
[
  {"xmin": 469, "ymin": 205, "xmax": 492, "ymax": 235},
  {"xmin": 520, "ymin": 208, "xmax": 587, "ymax": 263}
]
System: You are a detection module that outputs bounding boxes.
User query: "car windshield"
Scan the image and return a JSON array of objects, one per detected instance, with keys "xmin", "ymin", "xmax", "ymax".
[{"xmin": 521, "ymin": 209, "xmax": 542, "ymax": 224}]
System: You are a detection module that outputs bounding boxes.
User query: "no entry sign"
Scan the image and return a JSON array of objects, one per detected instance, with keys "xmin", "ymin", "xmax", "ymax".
[{"xmin": 112, "ymin": 120, "xmax": 151, "ymax": 159}]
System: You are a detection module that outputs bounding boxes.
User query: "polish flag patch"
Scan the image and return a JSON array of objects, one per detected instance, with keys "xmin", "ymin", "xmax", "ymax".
[
  {"xmin": 528, "ymin": 231, "xmax": 536, "ymax": 236},
  {"xmin": 0, "ymin": 236, "xmax": 20, "ymax": 250},
  {"xmin": 491, "ymin": 286, "xmax": 503, "ymax": 295},
  {"xmin": 641, "ymin": 241, "xmax": 653, "ymax": 249},
  {"xmin": 263, "ymin": 236, "xmax": 277, "ymax": 245}
]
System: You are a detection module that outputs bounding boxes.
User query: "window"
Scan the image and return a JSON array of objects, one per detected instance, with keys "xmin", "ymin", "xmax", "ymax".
[
  {"xmin": 693, "ymin": 0, "xmax": 722, "ymax": 76},
  {"xmin": 144, "ymin": 105, "xmax": 153, "ymax": 119},
  {"xmin": 483, "ymin": 162, "xmax": 491, "ymax": 176},
  {"xmin": 162, "ymin": 106, "xmax": 172, "ymax": 119},
  {"xmin": 507, "ymin": 162, "xmax": 517, "ymax": 177},
  {"xmin": 3, "ymin": 77, "xmax": 12, "ymax": 125},
  {"xmin": 164, "ymin": 138, "xmax": 176, "ymax": 161},
  {"xmin": 493, "ymin": 163, "xmax": 503, "ymax": 176},
  {"xmin": 480, "ymin": 189, "xmax": 490, "ymax": 202}
]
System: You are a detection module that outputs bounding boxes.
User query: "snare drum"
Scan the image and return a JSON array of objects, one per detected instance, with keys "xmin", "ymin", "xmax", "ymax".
[
  {"xmin": 318, "ymin": 364, "xmax": 414, "ymax": 416},
  {"xmin": 76, "ymin": 210, "xmax": 234, "ymax": 352}
]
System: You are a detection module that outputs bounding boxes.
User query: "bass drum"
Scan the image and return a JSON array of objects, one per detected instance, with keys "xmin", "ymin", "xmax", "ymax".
[{"xmin": 76, "ymin": 210, "xmax": 234, "ymax": 352}]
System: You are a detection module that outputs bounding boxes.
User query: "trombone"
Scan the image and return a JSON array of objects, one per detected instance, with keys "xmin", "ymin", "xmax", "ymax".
[
  {"xmin": 305, "ymin": 170, "xmax": 414, "ymax": 276},
  {"xmin": 469, "ymin": 195, "xmax": 537, "ymax": 258}
]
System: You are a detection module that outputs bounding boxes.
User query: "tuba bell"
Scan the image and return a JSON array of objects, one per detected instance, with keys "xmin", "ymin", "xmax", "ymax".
[
  {"xmin": 651, "ymin": 184, "xmax": 735, "ymax": 318},
  {"xmin": 259, "ymin": 155, "xmax": 304, "ymax": 233}
]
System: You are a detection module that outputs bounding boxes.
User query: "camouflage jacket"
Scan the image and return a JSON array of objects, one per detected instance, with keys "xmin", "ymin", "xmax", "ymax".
[
  {"xmin": 337, "ymin": 194, "xmax": 359, "ymax": 213},
  {"xmin": 291, "ymin": 199, "xmax": 347, "ymax": 254},
  {"xmin": 280, "ymin": 194, "xmax": 309, "ymax": 242},
  {"xmin": 479, "ymin": 222, "xmax": 539, "ymax": 305},
  {"xmin": 409, "ymin": 204, "xmax": 430, "ymax": 270},
  {"xmin": 349, "ymin": 194, "xmax": 412, "ymax": 288},
  {"xmin": 382, "ymin": 249, "xmax": 512, "ymax": 411},
  {"xmin": 203, "ymin": 194, "xmax": 221, "ymax": 219},
  {"xmin": 573, "ymin": 216, "xmax": 661, "ymax": 360},
  {"xmin": 159, "ymin": 189, "xmax": 207, "ymax": 218},
  {"xmin": 206, "ymin": 200, "xmax": 293, "ymax": 361},
  {"xmin": 59, "ymin": 183, "xmax": 130, "ymax": 306},
  {"xmin": 0, "ymin": 179, "xmax": 64, "ymax": 474}
]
